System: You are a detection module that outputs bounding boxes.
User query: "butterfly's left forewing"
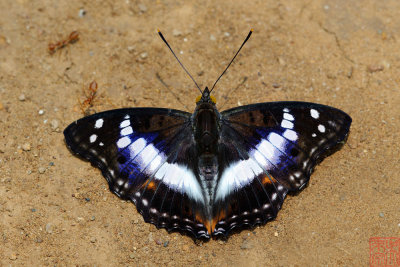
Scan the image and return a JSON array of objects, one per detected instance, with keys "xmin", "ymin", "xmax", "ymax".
[
  {"xmin": 64, "ymin": 108, "xmax": 210, "ymax": 238},
  {"xmin": 211, "ymin": 101, "xmax": 351, "ymax": 236}
]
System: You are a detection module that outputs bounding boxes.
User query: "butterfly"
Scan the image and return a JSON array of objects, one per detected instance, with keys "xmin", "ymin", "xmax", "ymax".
[{"xmin": 64, "ymin": 30, "xmax": 352, "ymax": 239}]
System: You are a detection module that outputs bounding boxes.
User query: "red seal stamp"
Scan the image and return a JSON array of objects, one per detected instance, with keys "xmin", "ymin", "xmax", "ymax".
[{"xmin": 370, "ymin": 237, "xmax": 400, "ymax": 266}]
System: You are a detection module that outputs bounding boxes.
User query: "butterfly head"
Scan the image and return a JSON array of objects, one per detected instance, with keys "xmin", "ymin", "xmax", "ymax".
[{"xmin": 196, "ymin": 87, "xmax": 216, "ymax": 105}]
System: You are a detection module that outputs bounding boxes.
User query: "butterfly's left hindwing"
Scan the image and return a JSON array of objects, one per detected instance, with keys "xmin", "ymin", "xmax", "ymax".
[{"xmin": 64, "ymin": 108, "xmax": 210, "ymax": 238}]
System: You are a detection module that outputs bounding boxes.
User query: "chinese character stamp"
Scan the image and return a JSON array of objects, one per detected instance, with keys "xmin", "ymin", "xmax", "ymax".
[{"xmin": 370, "ymin": 237, "xmax": 400, "ymax": 266}]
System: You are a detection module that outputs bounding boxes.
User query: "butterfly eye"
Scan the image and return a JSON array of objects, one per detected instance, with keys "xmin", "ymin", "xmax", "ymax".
[
  {"xmin": 210, "ymin": 95, "xmax": 217, "ymax": 104},
  {"xmin": 196, "ymin": 95, "xmax": 202, "ymax": 103}
]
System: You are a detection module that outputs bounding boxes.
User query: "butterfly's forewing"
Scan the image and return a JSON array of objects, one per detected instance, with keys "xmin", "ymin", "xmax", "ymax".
[
  {"xmin": 211, "ymin": 101, "xmax": 351, "ymax": 236},
  {"xmin": 64, "ymin": 108, "xmax": 210, "ymax": 238}
]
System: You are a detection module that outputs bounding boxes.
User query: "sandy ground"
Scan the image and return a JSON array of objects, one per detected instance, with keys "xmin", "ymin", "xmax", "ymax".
[{"xmin": 1, "ymin": 0, "xmax": 399, "ymax": 266}]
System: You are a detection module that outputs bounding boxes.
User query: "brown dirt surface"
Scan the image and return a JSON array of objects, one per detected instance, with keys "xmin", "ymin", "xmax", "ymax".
[{"xmin": 1, "ymin": 0, "xmax": 399, "ymax": 266}]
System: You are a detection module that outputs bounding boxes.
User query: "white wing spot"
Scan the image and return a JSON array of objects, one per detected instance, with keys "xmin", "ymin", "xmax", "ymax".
[
  {"xmin": 121, "ymin": 126, "xmax": 133, "ymax": 136},
  {"xmin": 215, "ymin": 158, "xmax": 263, "ymax": 200},
  {"xmin": 312, "ymin": 133, "xmax": 317, "ymax": 137},
  {"xmin": 318, "ymin": 124, "xmax": 326, "ymax": 133},
  {"xmin": 120, "ymin": 119, "xmax": 130, "ymax": 128},
  {"xmin": 89, "ymin": 134, "xmax": 97, "ymax": 143},
  {"xmin": 124, "ymin": 115, "xmax": 130, "ymax": 119},
  {"xmin": 95, "ymin": 118, "xmax": 104, "ymax": 129},
  {"xmin": 268, "ymin": 132, "xmax": 286, "ymax": 151},
  {"xmin": 281, "ymin": 119, "xmax": 294, "ymax": 129},
  {"xmin": 283, "ymin": 108, "xmax": 289, "ymax": 112},
  {"xmin": 283, "ymin": 129, "xmax": 298, "ymax": 141},
  {"xmin": 263, "ymin": 203, "xmax": 270, "ymax": 210},
  {"xmin": 117, "ymin": 136, "xmax": 131, "ymax": 148},
  {"xmin": 310, "ymin": 109, "xmax": 319, "ymax": 119},
  {"xmin": 129, "ymin": 138, "xmax": 146, "ymax": 157},
  {"xmin": 148, "ymin": 154, "xmax": 163, "ymax": 174},
  {"xmin": 99, "ymin": 142, "xmax": 104, "ymax": 146},
  {"xmin": 283, "ymin": 113, "xmax": 294, "ymax": 121},
  {"xmin": 154, "ymin": 163, "xmax": 204, "ymax": 203},
  {"xmin": 310, "ymin": 147, "xmax": 317, "ymax": 154}
]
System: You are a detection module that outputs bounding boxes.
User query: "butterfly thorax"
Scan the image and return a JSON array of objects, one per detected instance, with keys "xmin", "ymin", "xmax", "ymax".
[{"xmin": 192, "ymin": 87, "xmax": 220, "ymax": 155}]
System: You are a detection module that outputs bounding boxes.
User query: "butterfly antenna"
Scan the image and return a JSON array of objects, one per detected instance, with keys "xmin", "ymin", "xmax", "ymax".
[
  {"xmin": 158, "ymin": 30, "xmax": 203, "ymax": 94},
  {"xmin": 210, "ymin": 29, "xmax": 253, "ymax": 94}
]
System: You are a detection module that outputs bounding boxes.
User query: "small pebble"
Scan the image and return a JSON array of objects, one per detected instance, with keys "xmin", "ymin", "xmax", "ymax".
[
  {"xmin": 367, "ymin": 64, "xmax": 384, "ymax": 73},
  {"xmin": 347, "ymin": 67, "xmax": 353, "ymax": 78},
  {"xmin": 224, "ymin": 32, "xmax": 230, "ymax": 37},
  {"xmin": 163, "ymin": 241, "xmax": 169, "ymax": 247},
  {"xmin": 148, "ymin": 233, "xmax": 154, "ymax": 242},
  {"xmin": 138, "ymin": 3, "xmax": 147, "ymax": 12},
  {"xmin": 9, "ymin": 253, "xmax": 17, "ymax": 260},
  {"xmin": 173, "ymin": 29, "xmax": 182, "ymax": 37},
  {"xmin": 31, "ymin": 208, "xmax": 36, "ymax": 212},
  {"xmin": 379, "ymin": 212, "xmax": 384, "ymax": 218},
  {"xmin": 210, "ymin": 34, "xmax": 216, "ymax": 41},
  {"xmin": 274, "ymin": 232, "xmax": 279, "ymax": 237},
  {"xmin": 85, "ymin": 197, "xmax": 90, "ymax": 202},
  {"xmin": 79, "ymin": 9, "xmax": 86, "ymax": 17},
  {"xmin": 90, "ymin": 216, "xmax": 95, "ymax": 221},
  {"xmin": 49, "ymin": 162, "xmax": 54, "ymax": 166},
  {"xmin": 38, "ymin": 167, "xmax": 46, "ymax": 174},
  {"xmin": 129, "ymin": 253, "xmax": 135, "ymax": 259},
  {"xmin": 127, "ymin": 46, "xmax": 135, "ymax": 53},
  {"xmin": 140, "ymin": 52, "xmax": 148, "ymax": 59},
  {"xmin": 35, "ymin": 237, "xmax": 43, "ymax": 243},
  {"xmin": 155, "ymin": 239, "xmax": 162, "ymax": 245},
  {"xmin": 38, "ymin": 109, "xmax": 45, "ymax": 115},
  {"xmin": 22, "ymin": 143, "xmax": 31, "ymax": 151},
  {"xmin": 50, "ymin": 119, "xmax": 59, "ymax": 130},
  {"xmin": 19, "ymin": 94, "xmax": 26, "ymax": 101},
  {"xmin": 272, "ymin": 83, "xmax": 281, "ymax": 88},
  {"xmin": 240, "ymin": 239, "xmax": 252, "ymax": 249},
  {"xmin": 90, "ymin": 237, "xmax": 97, "ymax": 243},
  {"xmin": 45, "ymin": 223, "xmax": 52, "ymax": 233}
]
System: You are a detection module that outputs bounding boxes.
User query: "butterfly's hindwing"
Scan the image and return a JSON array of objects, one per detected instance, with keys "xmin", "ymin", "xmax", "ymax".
[{"xmin": 64, "ymin": 108, "xmax": 210, "ymax": 238}]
